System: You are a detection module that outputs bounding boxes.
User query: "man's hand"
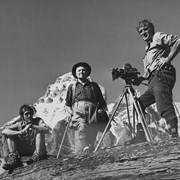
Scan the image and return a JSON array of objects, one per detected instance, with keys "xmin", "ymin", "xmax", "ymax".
[
  {"xmin": 21, "ymin": 123, "xmax": 32, "ymax": 134},
  {"xmin": 159, "ymin": 57, "xmax": 170, "ymax": 64},
  {"xmin": 98, "ymin": 109, "xmax": 103, "ymax": 113},
  {"xmin": 133, "ymin": 76, "xmax": 146, "ymax": 86},
  {"xmin": 65, "ymin": 106, "xmax": 73, "ymax": 116}
]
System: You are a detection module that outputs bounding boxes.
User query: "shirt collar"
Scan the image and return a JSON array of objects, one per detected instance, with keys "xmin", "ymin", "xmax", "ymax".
[{"xmin": 76, "ymin": 79, "xmax": 89, "ymax": 85}]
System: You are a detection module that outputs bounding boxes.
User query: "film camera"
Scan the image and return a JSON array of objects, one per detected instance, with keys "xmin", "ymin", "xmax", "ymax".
[{"xmin": 111, "ymin": 63, "xmax": 140, "ymax": 85}]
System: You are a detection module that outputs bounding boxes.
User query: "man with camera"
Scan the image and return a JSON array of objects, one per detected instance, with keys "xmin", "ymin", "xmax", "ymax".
[{"xmin": 134, "ymin": 19, "xmax": 180, "ymax": 138}]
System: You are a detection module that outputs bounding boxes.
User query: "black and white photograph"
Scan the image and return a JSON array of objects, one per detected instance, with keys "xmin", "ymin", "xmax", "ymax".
[{"xmin": 1, "ymin": 0, "xmax": 180, "ymax": 179}]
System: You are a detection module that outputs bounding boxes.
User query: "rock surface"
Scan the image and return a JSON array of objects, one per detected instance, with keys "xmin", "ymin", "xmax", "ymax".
[{"xmin": 1, "ymin": 138, "xmax": 180, "ymax": 180}]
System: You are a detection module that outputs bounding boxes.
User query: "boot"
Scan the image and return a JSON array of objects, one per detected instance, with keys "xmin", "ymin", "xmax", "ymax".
[
  {"xmin": 169, "ymin": 127, "xmax": 179, "ymax": 138},
  {"xmin": 26, "ymin": 151, "xmax": 46, "ymax": 164},
  {"xmin": 2, "ymin": 152, "xmax": 22, "ymax": 170},
  {"xmin": 76, "ymin": 130, "xmax": 89, "ymax": 156}
]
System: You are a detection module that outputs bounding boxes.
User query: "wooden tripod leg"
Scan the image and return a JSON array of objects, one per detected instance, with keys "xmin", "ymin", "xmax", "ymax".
[
  {"xmin": 127, "ymin": 87, "xmax": 153, "ymax": 142},
  {"xmin": 94, "ymin": 91, "xmax": 126, "ymax": 153}
]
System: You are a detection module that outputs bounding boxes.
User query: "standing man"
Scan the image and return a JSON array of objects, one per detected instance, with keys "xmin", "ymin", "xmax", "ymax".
[
  {"xmin": 134, "ymin": 19, "xmax": 180, "ymax": 138},
  {"xmin": 65, "ymin": 62, "xmax": 107, "ymax": 156},
  {"xmin": 2, "ymin": 104, "xmax": 50, "ymax": 170}
]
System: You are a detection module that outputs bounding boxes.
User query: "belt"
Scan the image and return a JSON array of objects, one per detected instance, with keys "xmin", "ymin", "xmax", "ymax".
[
  {"xmin": 73, "ymin": 100, "xmax": 97, "ymax": 106},
  {"xmin": 148, "ymin": 63, "xmax": 175, "ymax": 81},
  {"xmin": 161, "ymin": 63, "xmax": 175, "ymax": 71}
]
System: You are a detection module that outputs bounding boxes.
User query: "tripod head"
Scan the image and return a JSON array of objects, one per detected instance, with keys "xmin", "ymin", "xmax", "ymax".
[{"xmin": 111, "ymin": 63, "xmax": 140, "ymax": 85}]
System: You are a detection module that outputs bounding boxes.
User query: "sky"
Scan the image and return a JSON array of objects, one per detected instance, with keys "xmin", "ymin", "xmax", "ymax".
[{"xmin": 1, "ymin": 0, "xmax": 180, "ymax": 126}]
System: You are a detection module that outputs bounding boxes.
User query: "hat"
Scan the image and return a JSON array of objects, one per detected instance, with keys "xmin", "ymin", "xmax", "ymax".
[{"xmin": 72, "ymin": 62, "xmax": 91, "ymax": 78}]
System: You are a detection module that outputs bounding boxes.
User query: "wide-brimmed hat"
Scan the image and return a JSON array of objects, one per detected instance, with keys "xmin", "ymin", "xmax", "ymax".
[{"xmin": 72, "ymin": 62, "xmax": 91, "ymax": 78}]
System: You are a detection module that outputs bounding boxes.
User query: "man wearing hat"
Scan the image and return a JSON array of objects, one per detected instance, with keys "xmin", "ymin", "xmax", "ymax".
[{"xmin": 65, "ymin": 62, "xmax": 107, "ymax": 156}]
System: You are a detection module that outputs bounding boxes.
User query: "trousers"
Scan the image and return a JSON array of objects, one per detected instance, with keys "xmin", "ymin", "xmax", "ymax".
[
  {"xmin": 71, "ymin": 101, "xmax": 99, "ymax": 154},
  {"xmin": 139, "ymin": 65, "xmax": 178, "ymax": 131}
]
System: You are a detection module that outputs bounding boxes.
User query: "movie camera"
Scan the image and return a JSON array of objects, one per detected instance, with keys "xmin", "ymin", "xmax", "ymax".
[
  {"xmin": 95, "ymin": 63, "xmax": 152, "ymax": 152},
  {"xmin": 111, "ymin": 63, "xmax": 140, "ymax": 85}
]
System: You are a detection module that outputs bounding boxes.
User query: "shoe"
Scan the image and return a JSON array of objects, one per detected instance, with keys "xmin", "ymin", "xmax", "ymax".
[
  {"xmin": 26, "ymin": 151, "xmax": 45, "ymax": 164},
  {"xmin": 82, "ymin": 145, "xmax": 94, "ymax": 157},
  {"xmin": 2, "ymin": 153, "xmax": 22, "ymax": 170},
  {"xmin": 169, "ymin": 128, "xmax": 179, "ymax": 138},
  {"xmin": 83, "ymin": 146, "xmax": 90, "ymax": 155}
]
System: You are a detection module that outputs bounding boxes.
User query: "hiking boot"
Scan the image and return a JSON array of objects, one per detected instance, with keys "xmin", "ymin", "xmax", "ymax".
[
  {"xmin": 26, "ymin": 151, "xmax": 46, "ymax": 164},
  {"xmin": 82, "ymin": 145, "xmax": 94, "ymax": 157},
  {"xmin": 82, "ymin": 146, "xmax": 91, "ymax": 156},
  {"xmin": 169, "ymin": 128, "xmax": 179, "ymax": 138},
  {"xmin": 2, "ymin": 153, "xmax": 22, "ymax": 170},
  {"xmin": 75, "ymin": 145, "xmax": 93, "ymax": 158}
]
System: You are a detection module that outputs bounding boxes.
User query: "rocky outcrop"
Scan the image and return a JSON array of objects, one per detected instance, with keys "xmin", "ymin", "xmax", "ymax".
[{"xmin": 1, "ymin": 138, "xmax": 180, "ymax": 180}]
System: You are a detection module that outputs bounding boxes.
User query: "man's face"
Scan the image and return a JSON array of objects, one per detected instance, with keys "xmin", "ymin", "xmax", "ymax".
[
  {"xmin": 76, "ymin": 66, "xmax": 88, "ymax": 80},
  {"xmin": 138, "ymin": 24, "xmax": 153, "ymax": 43},
  {"xmin": 23, "ymin": 110, "xmax": 33, "ymax": 123}
]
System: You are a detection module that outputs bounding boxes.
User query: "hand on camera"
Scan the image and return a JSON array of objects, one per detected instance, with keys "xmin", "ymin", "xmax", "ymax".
[{"xmin": 132, "ymin": 76, "xmax": 145, "ymax": 86}]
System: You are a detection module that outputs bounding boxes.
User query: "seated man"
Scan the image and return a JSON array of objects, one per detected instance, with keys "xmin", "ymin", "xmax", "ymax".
[{"xmin": 2, "ymin": 104, "xmax": 50, "ymax": 170}]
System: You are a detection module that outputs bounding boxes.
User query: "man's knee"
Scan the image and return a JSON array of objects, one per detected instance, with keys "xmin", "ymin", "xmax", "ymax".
[
  {"xmin": 137, "ymin": 98, "xmax": 147, "ymax": 113},
  {"xmin": 36, "ymin": 132, "xmax": 45, "ymax": 139},
  {"xmin": 35, "ymin": 132, "xmax": 46, "ymax": 147}
]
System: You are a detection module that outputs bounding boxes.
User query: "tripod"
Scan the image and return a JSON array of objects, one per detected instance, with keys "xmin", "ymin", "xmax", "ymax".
[{"xmin": 94, "ymin": 83, "xmax": 153, "ymax": 152}]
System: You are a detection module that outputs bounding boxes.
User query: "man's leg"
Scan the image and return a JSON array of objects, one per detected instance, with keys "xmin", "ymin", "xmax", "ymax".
[
  {"xmin": 87, "ymin": 124, "xmax": 99, "ymax": 151},
  {"xmin": 2, "ymin": 137, "xmax": 22, "ymax": 170},
  {"xmin": 6, "ymin": 137, "xmax": 17, "ymax": 154},
  {"xmin": 73, "ymin": 120, "xmax": 89, "ymax": 155},
  {"xmin": 139, "ymin": 89, "xmax": 155, "ymax": 112},
  {"xmin": 78, "ymin": 129, "xmax": 89, "ymax": 152},
  {"xmin": 27, "ymin": 133, "xmax": 47, "ymax": 163},
  {"xmin": 153, "ymin": 69, "xmax": 178, "ymax": 138},
  {"xmin": 156, "ymin": 92, "xmax": 178, "ymax": 138},
  {"xmin": 35, "ymin": 133, "xmax": 46, "ymax": 155},
  {"xmin": 72, "ymin": 101, "xmax": 89, "ymax": 155}
]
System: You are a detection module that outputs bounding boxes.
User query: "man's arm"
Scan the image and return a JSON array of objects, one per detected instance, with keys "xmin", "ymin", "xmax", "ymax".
[
  {"xmin": 159, "ymin": 33, "xmax": 180, "ymax": 63},
  {"xmin": 132, "ymin": 76, "xmax": 147, "ymax": 86},
  {"xmin": 167, "ymin": 38, "xmax": 180, "ymax": 63},
  {"xmin": 65, "ymin": 84, "xmax": 73, "ymax": 107},
  {"xmin": 2, "ymin": 123, "xmax": 21, "ymax": 136},
  {"xmin": 31, "ymin": 118, "xmax": 50, "ymax": 133},
  {"xmin": 65, "ymin": 84, "xmax": 73, "ymax": 116}
]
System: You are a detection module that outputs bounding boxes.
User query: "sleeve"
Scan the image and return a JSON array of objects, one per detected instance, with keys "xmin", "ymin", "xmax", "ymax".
[
  {"xmin": 65, "ymin": 84, "xmax": 73, "ymax": 107},
  {"xmin": 37, "ymin": 117, "xmax": 49, "ymax": 127},
  {"xmin": 156, "ymin": 32, "xmax": 180, "ymax": 46},
  {"xmin": 32, "ymin": 117, "xmax": 50, "ymax": 132}
]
